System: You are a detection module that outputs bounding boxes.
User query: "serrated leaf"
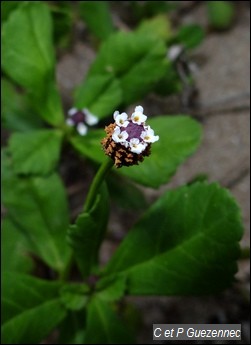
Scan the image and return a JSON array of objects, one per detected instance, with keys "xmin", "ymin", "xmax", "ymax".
[
  {"xmin": 79, "ymin": 1, "xmax": 115, "ymax": 41},
  {"xmin": 60, "ymin": 284, "xmax": 89, "ymax": 311},
  {"xmin": 2, "ymin": 2, "xmax": 54, "ymax": 90},
  {"xmin": 207, "ymin": 1, "xmax": 235, "ymax": 30},
  {"xmin": 49, "ymin": 2, "xmax": 73, "ymax": 49},
  {"xmin": 85, "ymin": 297, "xmax": 134, "ymax": 344},
  {"xmin": 1, "ymin": 78, "xmax": 43, "ymax": 132},
  {"xmin": 173, "ymin": 24, "xmax": 205, "ymax": 49},
  {"xmin": 1, "ymin": 217, "xmax": 34, "ymax": 273},
  {"xmin": 120, "ymin": 116, "xmax": 202, "ymax": 188},
  {"xmin": 136, "ymin": 14, "xmax": 172, "ymax": 41},
  {"xmin": 70, "ymin": 116, "xmax": 201, "ymax": 188},
  {"xmin": 70, "ymin": 129, "xmax": 105, "ymax": 163},
  {"xmin": 87, "ymin": 31, "xmax": 167, "ymax": 105},
  {"xmin": 104, "ymin": 182, "xmax": 244, "ymax": 295},
  {"xmin": 74, "ymin": 74, "xmax": 122, "ymax": 119},
  {"xmin": 9, "ymin": 129, "xmax": 63, "ymax": 175},
  {"xmin": 1, "ymin": 272, "xmax": 66, "ymax": 344},
  {"xmin": 68, "ymin": 183, "xmax": 109, "ymax": 278},
  {"xmin": 1, "ymin": 2, "xmax": 64, "ymax": 125},
  {"xmin": 31, "ymin": 77, "xmax": 65, "ymax": 126},
  {"xmin": 58, "ymin": 309, "xmax": 86, "ymax": 344},
  {"xmin": 96, "ymin": 276, "xmax": 127, "ymax": 302},
  {"xmin": 2, "ymin": 151, "xmax": 71, "ymax": 272},
  {"xmin": 1, "ymin": 1, "xmax": 21, "ymax": 23},
  {"xmin": 107, "ymin": 174, "xmax": 148, "ymax": 210}
]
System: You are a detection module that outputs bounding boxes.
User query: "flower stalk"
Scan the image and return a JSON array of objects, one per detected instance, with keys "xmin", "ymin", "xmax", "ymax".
[
  {"xmin": 83, "ymin": 156, "xmax": 114, "ymax": 212},
  {"xmin": 60, "ymin": 105, "xmax": 158, "ymax": 282}
]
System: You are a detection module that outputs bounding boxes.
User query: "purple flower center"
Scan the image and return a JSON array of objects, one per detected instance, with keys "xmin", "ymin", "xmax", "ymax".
[
  {"xmin": 71, "ymin": 111, "xmax": 86, "ymax": 124},
  {"xmin": 121, "ymin": 122, "xmax": 144, "ymax": 141}
]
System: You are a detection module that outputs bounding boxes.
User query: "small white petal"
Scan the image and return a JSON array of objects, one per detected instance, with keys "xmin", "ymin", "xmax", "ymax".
[
  {"xmin": 112, "ymin": 127, "xmax": 129, "ymax": 143},
  {"xmin": 115, "ymin": 113, "xmax": 129, "ymax": 127},
  {"xmin": 66, "ymin": 118, "xmax": 74, "ymax": 126},
  {"xmin": 141, "ymin": 129, "xmax": 159, "ymax": 143},
  {"xmin": 77, "ymin": 123, "xmax": 88, "ymax": 136},
  {"xmin": 84, "ymin": 109, "xmax": 99, "ymax": 126},
  {"xmin": 134, "ymin": 105, "xmax": 144, "ymax": 113},
  {"xmin": 121, "ymin": 141, "xmax": 129, "ymax": 148},
  {"xmin": 130, "ymin": 138, "xmax": 140, "ymax": 145},
  {"xmin": 113, "ymin": 110, "xmax": 119, "ymax": 120},
  {"xmin": 129, "ymin": 138, "xmax": 147, "ymax": 154},
  {"xmin": 131, "ymin": 111, "xmax": 147, "ymax": 124},
  {"xmin": 152, "ymin": 135, "xmax": 159, "ymax": 143},
  {"xmin": 68, "ymin": 108, "xmax": 78, "ymax": 116}
]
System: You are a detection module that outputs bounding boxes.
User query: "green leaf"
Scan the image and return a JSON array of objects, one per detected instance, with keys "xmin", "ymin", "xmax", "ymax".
[
  {"xmin": 58, "ymin": 310, "xmax": 86, "ymax": 344},
  {"xmin": 60, "ymin": 284, "xmax": 89, "ymax": 311},
  {"xmin": 1, "ymin": 78, "xmax": 43, "ymax": 132},
  {"xmin": 1, "ymin": 217, "xmax": 34, "ymax": 273},
  {"xmin": 2, "ymin": 2, "xmax": 54, "ymax": 90},
  {"xmin": 1, "ymin": 272, "xmax": 66, "ymax": 344},
  {"xmin": 74, "ymin": 74, "xmax": 122, "ymax": 119},
  {"xmin": 70, "ymin": 129, "xmax": 105, "ymax": 163},
  {"xmin": 104, "ymin": 182, "xmax": 244, "ymax": 295},
  {"xmin": 31, "ymin": 77, "xmax": 65, "ymax": 126},
  {"xmin": 2, "ymin": 151, "xmax": 71, "ymax": 272},
  {"xmin": 96, "ymin": 276, "xmax": 127, "ymax": 302},
  {"xmin": 136, "ymin": 14, "xmax": 172, "ymax": 41},
  {"xmin": 68, "ymin": 183, "xmax": 109, "ymax": 278},
  {"xmin": 87, "ymin": 31, "xmax": 167, "ymax": 105},
  {"xmin": 207, "ymin": 1, "xmax": 235, "ymax": 30},
  {"xmin": 120, "ymin": 116, "xmax": 202, "ymax": 188},
  {"xmin": 70, "ymin": 116, "xmax": 201, "ymax": 188},
  {"xmin": 49, "ymin": 2, "xmax": 73, "ymax": 49},
  {"xmin": 174, "ymin": 24, "xmax": 205, "ymax": 49},
  {"xmin": 9, "ymin": 129, "xmax": 63, "ymax": 175},
  {"xmin": 107, "ymin": 174, "xmax": 148, "ymax": 210},
  {"xmin": 1, "ymin": 1, "xmax": 21, "ymax": 23},
  {"xmin": 79, "ymin": 1, "xmax": 115, "ymax": 41},
  {"xmin": 1, "ymin": 2, "xmax": 64, "ymax": 125},
  {"xmin": 85, "ymin": 297, "xmax": 134, "ymax": 344}
]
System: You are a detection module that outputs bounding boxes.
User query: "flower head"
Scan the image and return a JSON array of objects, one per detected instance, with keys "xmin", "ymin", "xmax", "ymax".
[
  {"xmin": 66, "ymin": 108, "xmax": 98, "ymax": 135},
  {"xmin": 101, "ymin": 105, "xmax": 159, "ymax": 168}
]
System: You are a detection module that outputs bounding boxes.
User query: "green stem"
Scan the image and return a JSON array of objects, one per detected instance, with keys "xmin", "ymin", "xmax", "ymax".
[
  {"xmin": 84, "ymin": 156, "xmax": 114, "ymax": 212},
  {"xmin": 59, "ymin": 157, "xmax": 114, "ymax": 282}
]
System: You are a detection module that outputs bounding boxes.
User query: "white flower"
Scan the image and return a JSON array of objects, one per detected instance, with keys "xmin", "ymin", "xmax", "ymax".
[
  {"xmin": 66, "ymin": 118, "xmax": 74, "ymax": 126},
  {"xmin": 115, "ymin": 112, "xmax": 129, "ymax": 127},
  {"xmin": 129, "ymin": 138, "xmax": 147, "ymax": 154},
  {"xmin": 140, "ymin": 128, "xmax": 159, "ymax": 143},
  {"xmin": 77, "ymin": 123, "xmax": 88, "ymax": 136},
  {"xmin": 68, "ymin": 108, "xmax": 78, "ymax": 116},
  {"xmin": 112, "ymin": 126, "xmax": 129, "ymax": 143},
  {"xmin": 131, "ymin": 106, "xmax": 147, "ymax": 124},
  {"xmin": 113, "ymin": 110, "xmax": 120, "ymax": 120},
  {"xmin": 83, "ymin": 108, "xmax": 99, "ymax": 126},
  {"xmin": 168, "ymin": 44, "xmax": 184, "ymax": 62}
]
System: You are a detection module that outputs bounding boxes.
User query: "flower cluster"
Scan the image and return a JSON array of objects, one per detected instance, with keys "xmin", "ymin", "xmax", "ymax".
[
  {"xmin": 101, "ymin": 106, "xmax": 159, "ymax": 168},
  {"xmin": 66, "ymin": 108, "xmax": 98, "ymax": 135}
]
